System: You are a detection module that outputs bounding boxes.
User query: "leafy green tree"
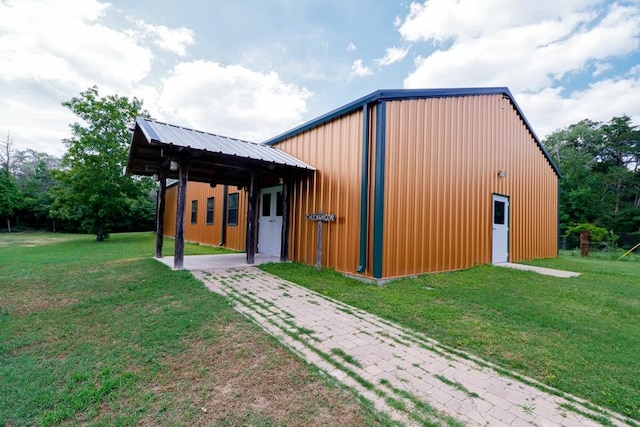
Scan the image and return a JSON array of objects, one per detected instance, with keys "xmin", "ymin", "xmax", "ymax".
[
  {"xmin": 51, "ymin": 86, "xmax": 152, "ymax": 241},
  {"xmin": 0, "ymin": 169, "xmax": 19, "ymax": 232},
  {"xmin": 544, "ymin": 116, "xmax": 640, "ymax": 233},
  {"xmin": 11, "ymin": 149, "xmax": 61, "ymax": 230}
]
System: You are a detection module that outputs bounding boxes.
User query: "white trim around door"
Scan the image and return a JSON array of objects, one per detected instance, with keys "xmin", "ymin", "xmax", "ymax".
[{"xmin": 492, "ymin": 194, "xmax": 510, "ymax": 264}]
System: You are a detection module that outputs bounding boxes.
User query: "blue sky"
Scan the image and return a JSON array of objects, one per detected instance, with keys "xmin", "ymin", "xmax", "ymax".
[{"xmin": 1, "ymin": 0, "xmax": 639, "ymax": 155}]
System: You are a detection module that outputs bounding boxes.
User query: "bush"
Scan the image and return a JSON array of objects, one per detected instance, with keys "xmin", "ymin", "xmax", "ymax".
[{"xmin": 564, "ymin": 223, "xmax": 618, "ymax": 250}]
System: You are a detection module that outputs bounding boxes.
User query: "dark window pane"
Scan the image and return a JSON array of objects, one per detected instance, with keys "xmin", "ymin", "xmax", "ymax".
[
  {"xmin": 191, "ymin": 200, "xmax": 198, "ymax": 224},
  {"xmin": 276, "ymin": 191, "xmax": 284, "ymax": 216},
  {"xmin": 206, "ymin": 197, "xmax": 214, "ymax": 225},
  {"xmin": 262, "ymin": 193, "xmax": 271, "ymax": 217},
  {"xmin": 494, "ymin": 200, "xmax": 505, "ymax": 225},
  {"xmin": 228, "ymin": 193, "xmax": 239, "ymax": 226}
]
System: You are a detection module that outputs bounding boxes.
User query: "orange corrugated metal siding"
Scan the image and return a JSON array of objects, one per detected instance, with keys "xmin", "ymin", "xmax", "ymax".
[
  {"xmin": 382, "ymin": 95, "xmax": 557, "ymax": 277},
  {"xmin": 163, "ymin": 184, "xmax": 247, "ymax": 251},
  {"xmin": 276, "ymin": 110, "xmax": 364, "ymax": 274}
]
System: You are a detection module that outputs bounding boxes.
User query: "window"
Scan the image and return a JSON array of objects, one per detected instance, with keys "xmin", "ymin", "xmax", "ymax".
[
  {"xmin": 493, "ymin": 201, "xmax": 505, "ymax": 225},
  {"xmin": 206, "ymin": 197, "xmax": 215, "ymax": 225},
  {"xmin": 262, "ymin": 193, "xmax": 271, "ymax": 216},
  {"xmin": 191, "ymin": 200, "xmax": 198, "ymax": 224},
  {"xmin": 227, "ymin": 193, "xmax": 239, "ymax": 226}
]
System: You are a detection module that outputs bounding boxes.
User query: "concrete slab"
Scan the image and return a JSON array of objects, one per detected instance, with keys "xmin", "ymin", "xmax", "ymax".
[
  {"xmin": 154, "ymin": 253, "xmax": 280, "ymax": 270},
  {"xmin": 494, "ymin": 262, "xmax": 581, "ymax": 278}
]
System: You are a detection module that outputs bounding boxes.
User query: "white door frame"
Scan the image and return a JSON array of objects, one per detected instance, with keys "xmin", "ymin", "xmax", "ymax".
[
  {"xmin": 258, "ymin": 185, "xmax": 283, "ymax": 257},
  {"xmin": 492, "ymin": 194, "xmax": 510, "ymax": 264}
]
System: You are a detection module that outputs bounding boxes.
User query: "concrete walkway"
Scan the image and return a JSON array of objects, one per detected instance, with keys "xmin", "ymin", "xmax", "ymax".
[
  {"xmin": 494, "ymin": 262, "xmax": 581, "ymax": 278},
  {"xmin": 192, "ymin": 266, "xmax": 631, "ymax": 426}
]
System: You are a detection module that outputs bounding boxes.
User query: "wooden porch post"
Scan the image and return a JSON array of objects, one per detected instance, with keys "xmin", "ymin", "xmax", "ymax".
[
  {"xmin": 280, "ymin": 177, "xmax": 291, "ymax": 262},
  {"xmin": 155, "ymin": 169, "xmax": 166, "ymax": 258},
  {"xmin": 174, "ymin": 158, "xmax": 189, "ymax": 269},
  {"xmin": 246, "ymin": 173, "xmax": 258, "ymax": 264}
]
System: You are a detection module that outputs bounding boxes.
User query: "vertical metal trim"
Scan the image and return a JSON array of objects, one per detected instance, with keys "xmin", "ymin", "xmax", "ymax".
[
  {"xmin": 373, "ymin": 101, "xmax": 387, "ymax": 278},
  {"xmin": 357, "ymin": 104, "xmax": 371, "ymax": 273},
  {"xmin": 557, "ymin": 180, "xmax": 561, "ymax": 255}
]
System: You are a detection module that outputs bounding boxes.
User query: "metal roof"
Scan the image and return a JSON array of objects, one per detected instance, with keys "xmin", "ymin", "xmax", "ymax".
[
  {"xmin": 126, "ymin": 118, "xmax": 315, "ymax": 186},
  {"xmin": 263, "ymin": 87, "xmax": 561, "ymax": 177}
]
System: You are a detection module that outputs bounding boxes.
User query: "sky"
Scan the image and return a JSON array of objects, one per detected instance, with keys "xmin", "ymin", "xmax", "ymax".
[{"xmin": 1, "ymin": 0, "xmax": 639, "ymax": 156}]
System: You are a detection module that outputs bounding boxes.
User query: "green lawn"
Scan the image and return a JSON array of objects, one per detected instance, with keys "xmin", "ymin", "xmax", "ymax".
[
  {"xmin": 260, "ymin": 251, "xmax": 640, "ymax": 421},
  {"xmin": 0, "ymin": 232, "xmax": 387, "ymax": 426}
]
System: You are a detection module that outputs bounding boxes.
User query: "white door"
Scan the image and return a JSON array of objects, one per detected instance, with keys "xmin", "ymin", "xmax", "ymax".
[
  {"xmin": 258, "ymin": 186, "xmax": 283, "ymax": 257},
  {"xmin": 492, "ymin": 194, "xmax": 510, "ymax": 264}
]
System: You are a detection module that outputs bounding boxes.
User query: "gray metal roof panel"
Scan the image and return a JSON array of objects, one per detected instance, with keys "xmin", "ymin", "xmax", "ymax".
[{"xmin": 137, "ymin": 118, "xmax": 315, "ymax": 170}]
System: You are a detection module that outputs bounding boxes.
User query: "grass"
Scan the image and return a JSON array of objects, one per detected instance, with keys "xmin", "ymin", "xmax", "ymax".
[
  {"xmin": 260, "ymin": 252, "xmax": 640, "ymax": 421},
  {"xmin": 0, "ymin": 232, "xmax": 388, "ymax": 426}
]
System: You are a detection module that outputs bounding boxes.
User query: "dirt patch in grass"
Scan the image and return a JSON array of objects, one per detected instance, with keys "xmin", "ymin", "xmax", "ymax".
[
  {"xmin": 0, "ymin": 284, "xmax": 79, "ymax": 316},
  {"xmin": 0, "ymin": 233, "xmax": 81, "ymax": 248},
  {"xmin": 139, "ymin": 319, "xmax": 373, "ymax": 426}
]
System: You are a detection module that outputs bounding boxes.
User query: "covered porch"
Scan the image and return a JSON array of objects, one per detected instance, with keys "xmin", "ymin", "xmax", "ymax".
[{"xmin": 126, "ymin": 117, "xmax": 315, "ymax": 269}]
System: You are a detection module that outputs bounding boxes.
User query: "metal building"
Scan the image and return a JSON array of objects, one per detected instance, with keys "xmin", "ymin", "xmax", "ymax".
[{"xmin": 128, "ymin": 87, "xmax": 560, "ymax": 279}]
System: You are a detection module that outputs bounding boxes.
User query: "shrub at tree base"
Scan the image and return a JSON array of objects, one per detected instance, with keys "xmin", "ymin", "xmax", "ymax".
[{"xmin": 564, "ymin": 223, "xmax": 618, "ymax": 251}]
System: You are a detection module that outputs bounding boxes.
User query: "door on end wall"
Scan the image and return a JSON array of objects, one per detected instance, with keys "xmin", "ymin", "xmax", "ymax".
[
  {"xmin": 492, "ymin": 194, "xmax": 510, "ymax": 264},
  {"xmin": 258, "ymin": 186, "xmax": 283, "ymax": 257}
]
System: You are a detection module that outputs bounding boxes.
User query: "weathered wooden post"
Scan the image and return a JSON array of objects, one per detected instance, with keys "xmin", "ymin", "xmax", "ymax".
[
  {"xmin": 155, "ymin": 168, "xmax": 166, "ymax": 258},
  {"xmin": 174, "ymin": 157, "xmax": 189, "ymax": 269},
  {"xmin": 280, "ymin": 178, "xmax": 290, "ymax": 262},
  {"xmin": 246, "ymin": 173, "xmax": 258, "ymax": 264},
  {"xmin": 306, "ymin": 210, "xmax": 336, "ymax": 269},
  {"xmin": 580, "ymin": 230, "xmax": 590, "ymax": 257}
]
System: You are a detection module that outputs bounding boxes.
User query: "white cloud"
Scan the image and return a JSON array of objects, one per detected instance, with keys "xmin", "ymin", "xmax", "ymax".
[
  {"xmin": 346, "ymin": 42, "xmax": 357, "ymax": 51},
  {"xmin": 376, "ymin": 46, "xmax": 409, "ymax": 66},
  {"xmin": 0, "ymin": 0, "xmax": 159, "ymax": 153},
  {"xmin": 517, "ymin": 77, "xmax": 640, "ymax": 139},
  {"xmin": 156, "ymin": 60, "xmax": 312, "ymax": 142},
  {"xmin": 0, "ymin": 0, "xmax": 204, "ymax": 154},
  {"xmin": 400, "ymin": 1, "xmax": 640, "ymax": 92},
  {"xmin": 399, "ymin": 0, "xmax": 601, "ymax": 43},
  {"xmin": 351, "ymin": 59, "xmax": 373, "ymax": 77},
  {"xmin": 0, "ymin": 0, "xmax": 153, "ymax": 91},
  {"xmin": 397, "ymin": 1, "xmax": 640, "ymax": 142},
  {"xmin": 136, "ymin": 21, "xmax": 195, "ymax": 56},
  {"xmin": 593, "ymin": 62, "xmax": 612, "ymax": 77}
]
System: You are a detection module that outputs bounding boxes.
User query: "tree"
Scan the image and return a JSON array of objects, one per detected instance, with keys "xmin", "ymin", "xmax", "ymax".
[
  {"xmin": 51, "ymin": 86, "xmax": 152, "ymax": 241},
  {"xmin": 12, "ymin": 150, "xmax": 61, "ymax": 230},
  {"xmin": 544, "ymin": 116, "xmax": 640, "ymax": 233},
  {"xmin": 0, "ymin": 131, "xmax": 14, "ymax": 172},
  {"xmin": 0, "ymin": 169, "xmax": 19, "ymax": 232}
]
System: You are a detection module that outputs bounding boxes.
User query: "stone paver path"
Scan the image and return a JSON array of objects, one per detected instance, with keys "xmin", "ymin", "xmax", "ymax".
[{"xmin": 193, "ymin": 266, "xmax": 633, "ymax": 427}]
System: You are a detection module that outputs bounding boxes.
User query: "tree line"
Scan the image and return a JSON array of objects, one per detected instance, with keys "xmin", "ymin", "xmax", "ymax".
[
  {"xmin": 0, "ymin": 86, "xmax": 156, "ymax": 240},
  {"xmin": 543, "ymin": 115, "xmax": 640, "ymax": 242}
]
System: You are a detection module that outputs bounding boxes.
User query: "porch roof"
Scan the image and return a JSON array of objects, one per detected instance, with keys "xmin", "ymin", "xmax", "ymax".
[{"xmin": 126, "ymin": 118, "xmax": 315, "ymax": 187}]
